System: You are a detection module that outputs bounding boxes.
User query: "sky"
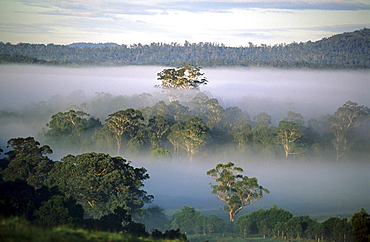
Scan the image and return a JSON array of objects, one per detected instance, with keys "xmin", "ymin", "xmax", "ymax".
[{"xmin": 0, "ymin": 0, "xmax": 369, "ymax": 47}]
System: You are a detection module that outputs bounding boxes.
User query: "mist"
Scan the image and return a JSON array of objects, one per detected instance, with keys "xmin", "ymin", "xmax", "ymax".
[
  {"xmin": 1, "ymin": 64, "xmax": 369, "ymax": 220},
  {"xmin": 1, "ymin": 65, "xmax": 368, "ymax": 120},
  {"xmin": 135, "ymin": 157, "xmax": 370, "ymax": 220}
]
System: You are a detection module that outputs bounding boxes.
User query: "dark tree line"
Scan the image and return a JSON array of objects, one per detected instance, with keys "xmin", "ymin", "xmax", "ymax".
[
  {"xmin": 168, "ymin": 204, "xmax": 369, "ymax": 241},
  {"xmin": 0, "ymin": 137, "xmax": 186, "ymax": 240},
  {"xmin": 1, "ymin": 28, "xmax": 369, "ymax": 68}
]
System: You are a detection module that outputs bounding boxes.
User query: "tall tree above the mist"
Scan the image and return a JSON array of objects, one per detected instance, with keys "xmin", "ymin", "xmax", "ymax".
[
  {"xmin": 328, "ymin": 101, "xmax": 370, "ymax": 161},
  {"xmin": 207, "ymin": 162, "xmax": 269, "ymax": 222},
  {"xmin": 106, "ymin": 109, "xmax": 144, "ymax": 156},
  {"xmin": 156, "ymin": 64, "xmax": 208, "ymax": 102}
]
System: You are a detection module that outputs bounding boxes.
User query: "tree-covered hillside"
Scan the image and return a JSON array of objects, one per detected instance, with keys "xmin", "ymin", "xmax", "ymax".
[{"xmin": 0, "ymin": 28, "xmax": 369, "ymax": 68}]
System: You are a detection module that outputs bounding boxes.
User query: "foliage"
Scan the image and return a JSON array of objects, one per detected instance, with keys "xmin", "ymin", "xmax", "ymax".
[
  {"xmin": 150, "ymin": 148, "xmax": 172, "ymax": 161},
  {"xmin": 328, "ymin": 101, "xmax": 370, "ymax": 161},
  {"xmin": 156, "ymin": 64, "xmax": 208, "ymax": 90},
  {"xmin": 275, "ymin": 120, "xmax": 304, "ymax": 158},
  {"xmin": 170, "ymin": 206, "xmax": 225, "ymax": 235},
  {"xmin": 106, "ymin": 109, "xmax": 144, "ymax": 156},
  {"xmin": 136, "ymin": 205, "xmax": 170, "ymax": 232},
  {"xmin": 0, "ymin": 217, "xmax": 182, "ymax": 242},
  {"xmin": 47, "ymin": 152, "xmax": 153, "ymax": 219},
  {"xmin": 2, "ymin": 137, "xmax": 53, "ymax": 189},
  {"xmin": 1, "ymin": 29, "xmax": 369, "ymax": 68},
  {"xmin": 351, "ymin": 208, "xmax": 370, "ymax": 242},
  {"xmin": 44, "ymin": 110, "xmax": 102, "ymax": 153},
  {"xmin": 236, "ymin": 204, "xmax": 293, "ymax": 238},
  {"xmin": 322, "ymin": 217, "xmax": 354, "ymax": 242},
  {"xmin": 33, "ymin": 195, "xmax": 84, "ymax": 227},
  {"xmin": 207, "ymin": 162, "xmax": 269, "ymax": 222}
]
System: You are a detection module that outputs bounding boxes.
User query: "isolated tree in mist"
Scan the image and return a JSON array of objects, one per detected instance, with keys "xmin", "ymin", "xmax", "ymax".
[
  {"xmin": 328, "ymin": 101, "xmax": 370, "ymax": 161},
  {"xmin": 156, "ymin": 64, "xmax": 208, "ymax": 101},
  {"xmin": 106, "ymin": 108, "xmax": 144, "ymax": 156},
  {"xmin": 207, "ymin": 162, "xmax": 269, "ymax": 222}
]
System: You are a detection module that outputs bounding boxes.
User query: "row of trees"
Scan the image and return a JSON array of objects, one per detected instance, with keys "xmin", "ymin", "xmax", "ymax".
[
  {"xmin": 40, "ymin": 98, "xmax": 369, "ymax": 161},
  {"xmin": 1, "ymin": 28, "xmax": 369, "ymax": 68},
  {"xmin": 236, "ymin": 205, "xmax": 370, "ymax": 241},
  {"xmin": 0, "ymin": 65, "xmax": 368, "ymax": 161},
  {"xmin": 169, "ymin": 205, "xmax": 370, "ymax": 242}
]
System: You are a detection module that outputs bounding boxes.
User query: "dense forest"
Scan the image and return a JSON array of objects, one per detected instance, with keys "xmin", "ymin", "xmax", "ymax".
[
  {"xmin": 1, "ymin": 64, "xmax": 369, "ymax": 240},
  {"xmin": 1, "ymin": 88, "xmax": 369, "ymax": 162},
  {"xmin": 0, "ymin": 28, "xmax": 369, "ymax": 68}
]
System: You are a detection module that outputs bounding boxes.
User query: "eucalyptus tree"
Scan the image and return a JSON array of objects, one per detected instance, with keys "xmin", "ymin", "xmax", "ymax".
[
  {"xmin": 231, "ymin": 121, "xmax": 253, "ymax": 149},
  {"xmin": 156, "ymin": 64, "xmax": 208, "ymax": 102},
  {"xmin": 207, "ymin": 162, "xmax": 269, "ymax": 222},
  {"xmin": 205, "ymin": 98, "xmax": 225, "ymax": 125},
  {"xmin": 179, "ymin": 117, "xmax": 208, "ymax": 161},
  {"xmin": 2, "ymin": 137, "xmax": 53, "ymax": 189},
  {"xmin": 351, "ymin": 208, "xmax": 370, "ymax": 242},
  {"xmin": 147, "ymin": 115, "xmax": 171, "ymax": 148},
  {"xmin": 252, "ymin": 112, "xmax": 272, "ymax": 127},
  {"xmin": 45, "ymin": 110, "xmax": 101, "ymax": 151},
  {"xmin": 167, "ymin": 122, "xmax": 184, "ymax": 155},
  {"xmin": 276, "ymin": 120, "xmax": 304, "ymax": 158},
  {"xmin": 47, "ymin": 152, "xmax": 153, "ymax": 219},
  {"xmin": 168, "ymin": 101, "xmax": 191, "ymax": 123},
  {"xmin": 328, "ymin": 101, "xmax": 370, "ymax": 161},
  {"xmin": 106, "ymin": 108, "xmax": 144, "ymax": 156},
  {"xmin": 252, "ymin": 112, "xmax": 276, "ymax": 155}
]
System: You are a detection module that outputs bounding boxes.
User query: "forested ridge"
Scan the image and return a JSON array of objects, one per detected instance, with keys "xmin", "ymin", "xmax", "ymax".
[{"xmin": 0, "ymin": 28, "xmax": 369, "ymax": 68}]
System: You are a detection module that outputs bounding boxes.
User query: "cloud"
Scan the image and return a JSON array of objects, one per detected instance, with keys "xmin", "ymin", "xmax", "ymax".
[
  {"xmin": 18, "ymin": 0, "xmax": 370, "ymax": 17},
  {"xmin": 2, "ymin": 0, "xmax": 369, "ymax": 46}
]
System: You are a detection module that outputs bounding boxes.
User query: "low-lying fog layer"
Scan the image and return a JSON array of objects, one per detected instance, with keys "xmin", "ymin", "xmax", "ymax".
[
  {"xmin": 1, "ymin": 65, "xmax": 369, "ymax": 219},
  {"xmin": 137, "ymin": 158, "xmax": 370, "ymax": 219},
  {"xmin": 1, "ymin": 65, "xmax": 369, "ymax": 120}
]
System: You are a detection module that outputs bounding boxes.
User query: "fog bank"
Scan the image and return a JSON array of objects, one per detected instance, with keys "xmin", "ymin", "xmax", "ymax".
[
  {"xmin": 1, "ymin": 66, "xmax": 369, "ymax": 121},
  {"xmin": 137, "ymin": 158, "xmax": 370, "ymax": 219},
  {"xmin": 1, "ymin": 65, "xmax": 369, "ymax": 220}
]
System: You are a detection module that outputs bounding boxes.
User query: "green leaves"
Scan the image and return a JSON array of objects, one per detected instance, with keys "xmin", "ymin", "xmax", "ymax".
[
  {"xmin": 328, "ymin": 101, "xmax": 370, "ymax": 160},
  {"xmin": 3, "ymin": 137, "xmax": 53, "ymax": 189},
  {"xmin": 45, "ymin": 110, "xmax": 102, "ymax": 152},
  {"xmin": 157, "ymin": 64, "xmax": 208, "ymax": 90},
  {"xmin": 106, "ymin": 108, "xmax": 144, "ymax": 156},
  {"xmin": 207, "ymin": 162, "xmax": 268, "ymax": 222},
  {"xmin": 48, "ymin": 152, "xmax": 152, "ymax": 219}
]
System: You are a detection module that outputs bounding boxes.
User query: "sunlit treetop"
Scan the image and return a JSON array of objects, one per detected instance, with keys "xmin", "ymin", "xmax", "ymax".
[{"xmin": 156, "ymin": 64, "xmax": 208, "ymax": 90}]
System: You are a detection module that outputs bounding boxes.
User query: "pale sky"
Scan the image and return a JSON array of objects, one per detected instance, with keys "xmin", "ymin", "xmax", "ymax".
[{"xmin": 0, "ymin": 0, "xmax": 369, "ymax": 46}]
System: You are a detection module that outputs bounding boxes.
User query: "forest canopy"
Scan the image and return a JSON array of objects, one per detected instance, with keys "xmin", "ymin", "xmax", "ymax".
[{"xmin": 0, "ymin": 28, "xmax": 369, "ymax": 69}]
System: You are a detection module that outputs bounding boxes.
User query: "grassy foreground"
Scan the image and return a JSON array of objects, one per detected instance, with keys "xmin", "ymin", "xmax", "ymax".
[{"xmin": 0, "ymin": 217, "xmax": 181, "ymax": 242}]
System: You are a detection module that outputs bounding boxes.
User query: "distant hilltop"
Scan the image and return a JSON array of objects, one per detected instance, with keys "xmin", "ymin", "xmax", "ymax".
[
  {"xmin": 0, "ymin": 28, "xmax": 369, "ymax": 69},
  {"xmin": 67, "ymin": 42, "xmax": 119, "ymax": 48}
]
